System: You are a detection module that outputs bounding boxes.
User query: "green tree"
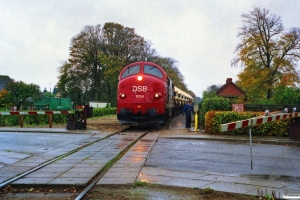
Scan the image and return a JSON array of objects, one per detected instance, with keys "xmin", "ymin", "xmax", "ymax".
[
  {"xmin": 4, "ymin": 80, "xmax": 42, "ymax": 110},
  {"xmin": 232, "ymin": 7, "xmax": 300, "ymax": 99},
  {"xmin": 202, "ymin": 85, "xmax": 220, "ymax": 100},
  {"xmin": 99, "ymin": 53, "xmax": 124, "ymax": 106},
  {"xmin": 57, "ymin": 61, "xmax": 69, "ymax": 98},
  {"xmin": 271, "ymin": 86, "xmax": 300, "ymax": 104},
  {"xmin": 57, "ymin": 61, "xmax": 89, "ymax": 105},
  {"xmin": 43, "ymin": 91, "xmax": 55, "ymax": 98},
  {"xmin": 52, "ymin": 85, "xmax": 59, "ymax": 95}
]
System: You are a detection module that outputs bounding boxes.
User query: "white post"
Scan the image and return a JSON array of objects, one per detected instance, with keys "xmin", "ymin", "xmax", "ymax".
[{"xmin": 249, "ymin": 119, "xmax": 253, "ymax": 170}]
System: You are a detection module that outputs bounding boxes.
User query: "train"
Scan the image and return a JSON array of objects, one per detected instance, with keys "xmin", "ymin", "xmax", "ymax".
[{"xmin": 117, "ymin": 61, "xmax": 193, "ymax": 125}]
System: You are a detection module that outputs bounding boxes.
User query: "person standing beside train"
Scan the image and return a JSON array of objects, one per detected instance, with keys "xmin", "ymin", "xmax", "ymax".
[{"xmin": 182, "ymin": 101, "xmax": 194, "ymax": 129}]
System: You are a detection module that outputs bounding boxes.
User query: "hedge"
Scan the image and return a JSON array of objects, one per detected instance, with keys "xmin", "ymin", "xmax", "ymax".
[
  {"xmin": 0, "ymin": 114, "xmax": 69, "ymax": 127},
  {"xmin": 0, "ymin": 107, "xmax": 117, "ymax": 127},
  {"xmin": 205, "ymin": 111, "xmax": 289, "ymax": 137},
  {"xmin": 200, "ymin": 97, "xmax": 231, "ymax": 126},
  {"xmin": 92, "ymin": 107, "xmax": 116, "ymax": 117}
]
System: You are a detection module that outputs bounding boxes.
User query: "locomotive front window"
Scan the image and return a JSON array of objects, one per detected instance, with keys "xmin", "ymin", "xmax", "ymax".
[
  {"xmin": 121, "ymin": 65, "xmax": 140, "ymax": 79},
  {"xmin": 144, "ymin": 65, "xmax": 163, "ymax": 78}
]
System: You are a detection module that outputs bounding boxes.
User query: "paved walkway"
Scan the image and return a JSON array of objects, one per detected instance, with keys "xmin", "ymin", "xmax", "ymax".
[
  {"xmin": 0, "ymin": 116, "xmax": 300, "ymax": 199},
  {"xmin": 97, "ymin": 132, "xmax": 161, "ymax": 185}
]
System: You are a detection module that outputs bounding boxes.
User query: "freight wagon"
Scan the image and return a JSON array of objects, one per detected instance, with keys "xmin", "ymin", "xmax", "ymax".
[{"xmin": 34, "ymin": 97, "xmax": 72, "ymax": 111}]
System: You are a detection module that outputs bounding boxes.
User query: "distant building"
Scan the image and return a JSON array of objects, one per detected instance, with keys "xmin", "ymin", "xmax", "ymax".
[
  {"xmin": 216, "ymin": 78, "xmax": 246, "ymax": 98},
  {"xmin": 0, "ymin": 75, "xmax": 11, "ymax": 91},
  {"xmin": 89, "ymin": 101, "xmax": 110, "ymax": 108},
  {"xmin": 55, "ymin": 92, "xmax": 62, "ymax": 98}
]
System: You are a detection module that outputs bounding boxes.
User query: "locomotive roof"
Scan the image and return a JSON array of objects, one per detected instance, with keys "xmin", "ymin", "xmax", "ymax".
[{"xmin": 119, "ymin": 61, "xmax": 167, "ymax": 80}]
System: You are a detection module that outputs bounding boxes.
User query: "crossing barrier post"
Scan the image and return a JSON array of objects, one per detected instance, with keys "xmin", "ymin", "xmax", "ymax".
[
  {"xmin": 49, "ymin": 114, "xmax": 53, "ymax": 128},
  {"xmin": 249, "ymin": 120, "xmax": 253, "ymax": 170},
  {"xmin": 20, "ymin": 115, "xmax": 24, "ymax": 128},
  {"xmin": 194, "ymin": 109, "xmax": 198, "ymax": 131}
]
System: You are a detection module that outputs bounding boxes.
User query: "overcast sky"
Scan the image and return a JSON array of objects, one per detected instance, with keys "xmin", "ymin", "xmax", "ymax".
[{"xmin": 1, "ymin": 0, "xmax": 300, "ymax": 97}]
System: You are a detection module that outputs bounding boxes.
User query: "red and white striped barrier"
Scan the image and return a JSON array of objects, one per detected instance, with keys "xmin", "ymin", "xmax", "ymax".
[
  {"xmin": 0, "ymin": 111, "xmax": 71, "ymax": 116},
  {"xmin": 220, "ymin": 119, "xmax": 252, "ymax": 132},
  {"xmin": 252, "ymin": 112, "xmax": 299, "ymax": 126},
  {"xmin": 220, "ymin": 112, "xmax": 300, "ymax": 132}
]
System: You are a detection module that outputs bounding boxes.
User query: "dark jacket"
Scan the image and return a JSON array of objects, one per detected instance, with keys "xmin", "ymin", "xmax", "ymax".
[{"xmin": 182, "ymin": 103, "xmax": 194, "ymax": 114}]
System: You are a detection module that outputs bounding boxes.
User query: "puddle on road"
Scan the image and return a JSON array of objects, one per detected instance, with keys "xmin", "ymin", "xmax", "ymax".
[{"xmin": 241, "ymin": 174, "xmax": 300, "ymax": 182}]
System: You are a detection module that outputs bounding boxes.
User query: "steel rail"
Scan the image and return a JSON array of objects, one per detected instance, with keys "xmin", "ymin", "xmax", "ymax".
[
  {"xmin": 75, "ymin": 130, "xmax": 150, "ymax": 200},
  {"xmin": 0, "ymin": 129, "xmax": 126, "ymax": 189}
]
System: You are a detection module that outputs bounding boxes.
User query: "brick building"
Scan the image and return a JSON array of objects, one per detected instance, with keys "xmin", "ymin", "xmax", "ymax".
[{"xmin": 216, "ymin": 78, "xmax": 246, "ymax": 98}]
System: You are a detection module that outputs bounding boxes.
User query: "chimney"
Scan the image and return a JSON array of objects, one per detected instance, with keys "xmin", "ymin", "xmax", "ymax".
[{"xmin": 226, "ymin": 78, "xmax": 232, "ymax": 84}]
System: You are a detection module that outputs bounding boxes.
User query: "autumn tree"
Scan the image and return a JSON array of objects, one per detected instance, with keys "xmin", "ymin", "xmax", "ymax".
[
  {"xmin": 58, "ymin": 22, "xmax": 193, "ymax": 106},
  {"xmin": 101, "ymin": 22, "xmax": 147, "ymax": 105},
  {"xmin": 68, "ymin": 25, "xmax": 104, "ymax": 103},
  {"xmin": 232, "ymin": 7, "xmax": 300, "ymax": 100},
  {"xmin": 151, "ymin": 57, "xmax": 187, "ymax": 90},
  {"xmin": 140, "ymin": 40, "xmax": 158, "ymax": 61},
  {"xmin": 102, "ymin": 22, "xmax": 146, "ymax": 63},
  {"xmin": 147, "ymin": 55, "xmax": 195, "ymax": 99},
  {"xmin": 4, "ymin": 80, "xmax": 41, "ymax": 110},
  {"xmin": 0, "ymin": 89, "xmax": 9, "ymax": 108},
  {"xmin": 58, "ymin": 22, "xmax": 150, "ymax": 106}
]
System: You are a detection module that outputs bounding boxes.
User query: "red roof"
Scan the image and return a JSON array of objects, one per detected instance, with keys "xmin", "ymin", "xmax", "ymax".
[{"xmin": 216, "ymin": 78, "xmax": 246, "ymax": 97}]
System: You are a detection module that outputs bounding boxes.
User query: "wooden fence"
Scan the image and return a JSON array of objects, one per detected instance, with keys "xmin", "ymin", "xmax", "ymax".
[{"xmin": 244, "ymin": 104, "xmax": 299, "ymax": 112}]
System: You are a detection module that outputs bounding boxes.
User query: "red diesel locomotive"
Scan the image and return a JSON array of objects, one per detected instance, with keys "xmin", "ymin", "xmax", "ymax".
[{"xmin": 117, "ymin": 61, "xmax": 193, "ymax": 125}]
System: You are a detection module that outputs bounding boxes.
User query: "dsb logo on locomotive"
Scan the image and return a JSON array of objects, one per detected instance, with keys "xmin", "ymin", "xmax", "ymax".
[{"xmin": 132, "ymin": 86, "xmax": 147, "ymax": 92}]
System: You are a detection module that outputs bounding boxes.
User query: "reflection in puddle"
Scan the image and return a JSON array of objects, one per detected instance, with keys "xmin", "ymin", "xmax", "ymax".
[{"xmin": 241, "ymin": 174, "xmax": 300, "ymax": 182}]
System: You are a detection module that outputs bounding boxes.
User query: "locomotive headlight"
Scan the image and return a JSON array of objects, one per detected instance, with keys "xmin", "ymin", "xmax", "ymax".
[
  {"xmin": 137, "ymin": 76, "xmax": 143, "ymax": 81},
  {"xmin": 154, "ymin": 92, "xmax": 162, "ymax": 99},
  {"xmin": 119, "ymin": 93, "xmax": 126, "ymax": 99}
]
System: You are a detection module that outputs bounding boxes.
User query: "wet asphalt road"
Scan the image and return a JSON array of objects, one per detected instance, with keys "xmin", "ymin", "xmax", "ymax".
[
  {"xmin": 1, "ymin": 131, "xmax": 300, "ymax": 179},
  {"xmin": 145, "ymin": 139, "xmax": 300, "ymax": 178},
  {"xmin": 0, "ymin": 131, "xmax": 91, "ymax": 154}
]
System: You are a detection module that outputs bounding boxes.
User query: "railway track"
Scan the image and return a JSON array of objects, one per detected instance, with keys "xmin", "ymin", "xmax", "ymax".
[{"xmin": 0, "ymin": 128, "xmax": 160, "ymax": 199}]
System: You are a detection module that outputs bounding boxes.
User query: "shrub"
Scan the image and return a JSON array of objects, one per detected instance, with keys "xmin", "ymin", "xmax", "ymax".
[
  {"xmin": 0, "ymin": 107, "xmax": 115, "ymax": 127},
  {"xmin": 92, "ymin": 107, "xmax": 116, "ymax": 117},
  {"xmin": 200, "ymin": 97, "xmax": 231, "ymax": 126},
  {"xmin": 2, "ymin": 115, "xmax": 19, "ymax": 126},
  {"xmin": 1, "ymin": 114, "xmax": 68, "ymax": 127}
]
